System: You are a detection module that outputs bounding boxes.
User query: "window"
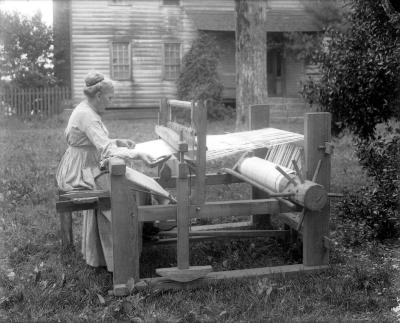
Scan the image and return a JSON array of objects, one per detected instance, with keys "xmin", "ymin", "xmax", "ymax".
[
  {"xmin": 163, "ymin": 43, "xmax": 181, "ymax": 80},
  {"xmin": 163, "ymin": 0, "xmax": 180, "ymax": 5},
  {"xmin": 111, "ymin": 42, "xmax": 131, "ymax": 80}
]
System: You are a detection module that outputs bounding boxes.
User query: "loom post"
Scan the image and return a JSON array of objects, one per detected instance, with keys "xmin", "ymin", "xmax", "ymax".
[
  {"xmin": 249, "ymin": 104, "xmax": 273, "ymax": 229},
  {"xmin": 192, "ymin": 100, "xmax": 208, "ymax": 205},
  {"xmin": 109, "ymin": 157, "xmax": 140, "ymax": 296},
  {"xmin": 303, "ymin": 112, "xmax": 331, "ymax": 266}
]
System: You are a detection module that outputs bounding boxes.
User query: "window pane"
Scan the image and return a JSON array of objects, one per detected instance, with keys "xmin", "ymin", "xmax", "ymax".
[
  {"xmin": 164, "ymin": 43, "xmax": 180, "ymax": 80},
  {"xmin": 112, "ymin": 42, "xmax": 130, "ymax": 80}
]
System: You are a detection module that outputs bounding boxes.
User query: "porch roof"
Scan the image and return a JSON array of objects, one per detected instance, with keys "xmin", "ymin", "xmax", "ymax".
[{"xmin": 186, "ymin": 10, "xmax": 321, "ymax": 32}]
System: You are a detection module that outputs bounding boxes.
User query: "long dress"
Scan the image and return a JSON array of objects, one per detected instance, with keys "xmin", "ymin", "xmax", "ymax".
[{"xmin": 56, "ymin": 101, "xmax": 142, "ymax": 271}]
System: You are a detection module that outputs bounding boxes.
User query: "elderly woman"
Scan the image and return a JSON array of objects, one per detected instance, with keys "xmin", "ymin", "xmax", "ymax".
[{"xmin": 56, "ymin": 71, "xmax": 156, "ymax": 271}]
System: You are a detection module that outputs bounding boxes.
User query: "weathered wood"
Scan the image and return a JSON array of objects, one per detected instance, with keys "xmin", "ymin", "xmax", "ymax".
[
  {"xmin": 138, "ymin": 199, "xmax": 280, "ymax": 222},
  {"xmin": 56, "ymin": 199, "xmax": 110, "ymax": 213},
  {"xmin": 155, "ymin": 125, "xmax": 188, "ymax": 152},
  {"xmin": 303, "ymin": 112, "xmax": 331, "ymax": 266},
  {"xmin": 109, "ymin": 158, "xmax": 140, "ymax": 290},
  {"xmin": 168, "ymin": 99, "xmax": 192, "ymax": 110},
  {"xmin": 160, "ymin": 229, "xmax": 288, "ymax": 238},
  {"xmin": 155, "ymin": 172, "xmax": 244, "ymax": 188},
  {"xmin": 156, "ymin": 266, "xmax": 213, "ymax": 283},
  {"xmin": 177, "ymin": 162, "xmax": 190, "ymax": 270},
  {"xmin": 59, "ymin": 212, "xmax": 73, "ymax": 247},
  {"xmin": 137, "ymin": 264, "xmax": 329, "ymax": 291},
  {"xmin": 192, "ymin": 100, "xmax": 208, "ymax": 205}
]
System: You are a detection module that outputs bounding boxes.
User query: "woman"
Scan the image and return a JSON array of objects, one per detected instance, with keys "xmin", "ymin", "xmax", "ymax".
[{"xmin": 56, "ymin": 71, "xmax": 155, "ymax": 271}]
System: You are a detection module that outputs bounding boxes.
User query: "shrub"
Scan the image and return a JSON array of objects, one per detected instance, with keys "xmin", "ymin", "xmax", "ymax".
[
  {"xmin": 176, "ymin": 32, "xmax": 225, "ymax": 120},
  {"xmin": 300, "ymin": 0, "xmax": 400, "ymax": 140},
  {"xmin": 337, "ymin": 130, "xmax": 400, "ymax": 245}
]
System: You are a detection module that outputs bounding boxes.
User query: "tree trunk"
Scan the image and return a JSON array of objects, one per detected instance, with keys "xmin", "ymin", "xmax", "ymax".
[{"xmin": 235, "ymin": 0, "xmax": 268, "ymax": 130}]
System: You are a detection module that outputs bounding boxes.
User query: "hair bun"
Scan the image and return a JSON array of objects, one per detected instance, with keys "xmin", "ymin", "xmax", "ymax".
[{"xmin": 85, "ymin": 72, "xmax": 105, "ymax": 87}]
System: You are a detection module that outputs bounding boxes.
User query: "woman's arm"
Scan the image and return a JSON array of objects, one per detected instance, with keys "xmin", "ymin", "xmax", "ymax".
[{"xmin": 84, "ymin": 121, "xmax": 153, "ymax": 164}]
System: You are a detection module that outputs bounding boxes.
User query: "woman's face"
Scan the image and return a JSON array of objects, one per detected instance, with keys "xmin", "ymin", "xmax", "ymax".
[{"xmin": 96, "ymin": 88, "xmax": 114, "ymax": 115}]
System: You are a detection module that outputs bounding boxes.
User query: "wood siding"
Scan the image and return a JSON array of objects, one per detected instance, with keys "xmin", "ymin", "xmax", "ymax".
[
  {"xmin": 69, "ymin": 0, "xmax": 320, "ymax": 109},
  {"xmin": 71, "ymin": 0, "xmax": 197, "ymax": 109}
]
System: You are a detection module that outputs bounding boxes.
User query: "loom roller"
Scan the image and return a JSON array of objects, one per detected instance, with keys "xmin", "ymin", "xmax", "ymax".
[{"xmin": 224, "ymin": 155, "xmax": 328, "ymax": 230}]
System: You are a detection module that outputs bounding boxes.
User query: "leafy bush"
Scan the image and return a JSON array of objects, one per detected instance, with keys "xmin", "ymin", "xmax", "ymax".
[
  {"xmin": 176, "ymin": 32, "xmax": 226, "ymax": 120},
  {"xmin": 301, "ymin": 0, "xmax": 400, "ymax": 140},
  {"xmin": 337, "ymin": 131, "xmax": 400, "ymax": 245}
]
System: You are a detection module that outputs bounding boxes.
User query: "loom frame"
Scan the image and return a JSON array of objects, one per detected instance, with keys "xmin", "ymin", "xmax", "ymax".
[{"xmin": 56, "ymin": 99, "xmax": 332, "ymax": 295}]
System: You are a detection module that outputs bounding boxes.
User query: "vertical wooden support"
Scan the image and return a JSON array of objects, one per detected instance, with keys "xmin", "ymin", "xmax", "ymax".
[
  {"xmin": 249, "ymin": 104, "xmax": 272, "ymax": 228},
  {"xmin": 109, "ymin": 158, "xmax": 139, "ymax": 295},
  {"xmin": 192, "ymin": 100, "xmax": 208, "ymax": 205},
  {"xmin": 303, "ymin": 112, "xmax": 331, "ymax": 266},
  {"xmin": 159, "ymin": 98, "xmax": 170, "ymax": 126},
  {"xmin": 59, "ymin": 212, "xmax": 73, "ymax": 247},
  {"xmin": 177, "ymin": 162, "xmax": 190, "ymax": 270}
]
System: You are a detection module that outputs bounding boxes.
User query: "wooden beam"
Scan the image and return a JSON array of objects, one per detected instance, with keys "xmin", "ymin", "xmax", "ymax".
[
  {"xmin": 192, "ymin": 100, "xmax": 208, "ymax": 205},
  {"xmin": 155, "ymin": 125, "xmax": 188, "ymax": 152},
  {"xmin": 133, "ymin": 264, "xmax": 329, "ymax": 291},
  {"xmin": 56, "ymin": 199, "xmax": 110, "ymax": 212},
  {"xmin": 138, "ymin": 199, "xmax": 280, "ymax": 222},
  {"xmin": 155, "ymin": 172, "xmax": 244, "ymax": 189},
  {"xmin": 160, "ymin": 229, "xmax": 288, "ymax": 238},
  {"xmin": 109, "ymin": 158, "xmax": 140, "ymax": 291},
  {"xmin": 168, "ymin": 99, "xmax": 192, "ymax": 109},
  {"xmin": 303, "ymin": 113, "xmax": 331, "ymax": 266}
]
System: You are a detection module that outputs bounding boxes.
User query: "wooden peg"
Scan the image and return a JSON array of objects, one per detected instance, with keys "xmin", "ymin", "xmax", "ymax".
[
  {"xmin": 312, "ymin": 159, "xmax": 323, "ymax": 183},
  {"xmin": 297, "ymin": 211, "xmax": 305, "ymax": 231},
  {"xmin": 291, "ymin": 160, "xmax": 304, "ymax": 184},
  {"xmin": 275, "ymin": 165, "xmax": 297, "ymax": 186}
]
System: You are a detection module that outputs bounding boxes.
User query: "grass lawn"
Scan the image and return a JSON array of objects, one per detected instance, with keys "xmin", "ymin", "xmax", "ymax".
[{"xmin": 0, "ymin": 113, "xmax": 398, "ymax": 322}]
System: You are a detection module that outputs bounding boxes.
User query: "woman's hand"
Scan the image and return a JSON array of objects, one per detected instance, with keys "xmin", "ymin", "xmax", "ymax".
[
  {"xmin": 115, "ymin": 139, "xmax": 136, "ymax": 149},
  {"xmin": 137, "ymin": 151, "xmax": 155, "ymax": 166}
]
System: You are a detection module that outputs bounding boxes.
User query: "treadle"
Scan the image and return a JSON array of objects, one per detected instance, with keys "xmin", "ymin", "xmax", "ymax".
[{"xmin": 156, "ymin": 265, "xmax": 212, "ymax": 282}]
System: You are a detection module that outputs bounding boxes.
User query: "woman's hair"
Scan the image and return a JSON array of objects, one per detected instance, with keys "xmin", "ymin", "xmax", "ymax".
[{"xmin": 83, "ymin": 71, "xmax": 114, "ymax": 98}]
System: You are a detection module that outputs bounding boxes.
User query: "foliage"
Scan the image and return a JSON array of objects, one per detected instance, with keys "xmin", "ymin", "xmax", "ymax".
[
  {"xmin": 176, "ymin": 32, "xmax": 225, "ymax": 119},
  {"xmin": 0, "ymin": 10, "xmax": 57, "ymax": 88},
  {"xmin": 337, "ymin": 128, "xmax": 400, "ymax": 245},
  {"xmin": 300, "ymin": 0, "xmax": 400, "ymax": 140},
  {"xmin": 280, "ymin": 0, "xmax": 344, "ymax": 62}
]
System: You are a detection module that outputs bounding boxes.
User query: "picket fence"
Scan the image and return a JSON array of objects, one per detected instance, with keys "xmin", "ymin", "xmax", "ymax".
[{"xmin": 0, "ymin": 86, "xmax": 71, "ymax": 118}]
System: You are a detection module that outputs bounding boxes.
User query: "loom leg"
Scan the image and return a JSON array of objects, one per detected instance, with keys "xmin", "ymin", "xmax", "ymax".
[
  {"xmin": 60, "ymin": 211, "xmax": 73, "ymax": 248},
  {"xmin": 303, "ymin": 112, "xmax": 331, "ymax": 266}
]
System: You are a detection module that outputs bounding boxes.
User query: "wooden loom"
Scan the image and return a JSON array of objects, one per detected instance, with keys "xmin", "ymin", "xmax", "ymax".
[{"xmin": 57, "ymin": 99, "xmax": 332, "ymax": 296}]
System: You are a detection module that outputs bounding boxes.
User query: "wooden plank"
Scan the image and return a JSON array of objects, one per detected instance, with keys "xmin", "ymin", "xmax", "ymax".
[
  {"xmin": 177, "ymin": 163, "xmax": 190, "ymax": 270},
  {"xmin": 138, "ymin": 199, "xmax": 280, "ymax": 222},
  {"xmin": 155, "ymin": 125, "xmax": 188, "ymax": 152},
  {"xmin": 155, "ymin": 172, "xmax": 244, "ymax": 188},
  {"xmin": 158, "ymin": 98, "xmax": 170, "ymax": 125},
  {"xmin": 55, "ymin": 199, "xmax": 110, "ymax": 212},
  {"xmin": 160, "ymin": 229, "xmax": 288, "ymax": 238},
  {"xmin": 109, "ymin": 158, "xmax": 140, "ymax": 289},
  {"xmin": 190, "ymin": 221, "xmax": 252, "ymax": 231},
  {"xmin": 192, "ymin": 100, "xmax": 207, "ymax": 204},
  {"xmin": 135, "ymin": 264, "xmax": 329, "ymax": 291},
  {"xmin": 303, "ymin": 112, "xmax": 331, "ymax": 266},
  {"xmin": 168, "ymin": 99, "xmax": 192, "ymax": 109}
]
